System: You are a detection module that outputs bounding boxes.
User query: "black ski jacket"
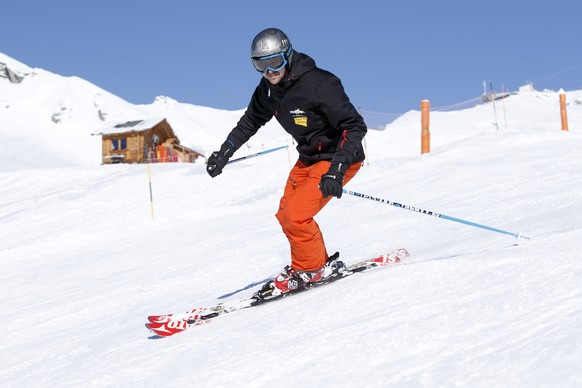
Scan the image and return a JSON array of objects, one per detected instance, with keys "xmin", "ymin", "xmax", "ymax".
[{"xmin": 226, "ymin": 51, "xmax": 367, "ymax": 167}]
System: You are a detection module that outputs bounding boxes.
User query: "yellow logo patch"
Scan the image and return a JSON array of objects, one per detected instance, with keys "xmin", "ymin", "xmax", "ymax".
[{"xmin": 293, "ymin": 116, "xmax": 308, "ymax": 127}]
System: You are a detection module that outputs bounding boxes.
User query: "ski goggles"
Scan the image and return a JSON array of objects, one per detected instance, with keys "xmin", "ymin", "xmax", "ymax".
[{"xmin": 252, "ymin": 49, "xmax": 290, "ymax": 73}]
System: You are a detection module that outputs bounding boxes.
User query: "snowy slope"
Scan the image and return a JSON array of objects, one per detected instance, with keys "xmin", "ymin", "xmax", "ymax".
[{"xmin": 1, "ymin": 52, "xmax": 582, "ymax": 387}]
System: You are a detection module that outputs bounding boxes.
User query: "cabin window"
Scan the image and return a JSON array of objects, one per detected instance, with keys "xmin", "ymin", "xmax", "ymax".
[{"xmin": 111, "ymin": 138, "xmax": 127, "ymax": 151}]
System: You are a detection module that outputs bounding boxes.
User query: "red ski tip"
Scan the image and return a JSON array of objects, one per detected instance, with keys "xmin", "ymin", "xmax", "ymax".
[{"xmin": 369, "ymin": 248, "xmax": 409, "ymax": 264}]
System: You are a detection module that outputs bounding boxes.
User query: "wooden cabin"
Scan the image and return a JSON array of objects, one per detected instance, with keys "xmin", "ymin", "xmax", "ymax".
[{"xmin": 93, "ymin": 118, "xmax": 202, "ymax": 164}]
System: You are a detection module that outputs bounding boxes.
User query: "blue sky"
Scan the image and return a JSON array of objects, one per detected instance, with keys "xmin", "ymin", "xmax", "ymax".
[{"xmin": 2, "ymin": 0, "xmax": 581, "ymax": 114}]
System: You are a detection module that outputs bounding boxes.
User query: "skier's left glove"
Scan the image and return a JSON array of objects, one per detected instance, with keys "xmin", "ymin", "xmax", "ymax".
[
  {"xmin": 206, "ymin": 140, "xmax": 235, "ymax": 178},
  {"xmin": 319, "ymin": 162, "xmax": 347, "ymax": 198}
]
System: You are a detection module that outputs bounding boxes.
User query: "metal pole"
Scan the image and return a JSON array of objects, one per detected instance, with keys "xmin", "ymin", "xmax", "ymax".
[
  {"xmin": 490, "ymin": 82, "xmax": 499, "ymax": 130},
  {"xmin": 227, "ymin": 145, "xmax": 289, "ymax": 165},
  {"xmin": 343, "ymin": 189, "xmax": 529, "ymax": 239},
  {"xmin": 147, "ymin": 163, "xmax": 155, "ymax": 221}
]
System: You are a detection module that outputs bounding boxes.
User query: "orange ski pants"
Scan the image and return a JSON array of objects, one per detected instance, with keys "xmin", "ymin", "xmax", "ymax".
[{"xmin": 275, "ymin": 160, "xmax": 361, "ymax": 272}]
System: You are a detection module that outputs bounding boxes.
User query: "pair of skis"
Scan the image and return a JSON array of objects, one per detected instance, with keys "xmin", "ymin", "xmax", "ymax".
[{"xmin": 146, "ymin": 248, "xmax": 409, "ymax": 337}]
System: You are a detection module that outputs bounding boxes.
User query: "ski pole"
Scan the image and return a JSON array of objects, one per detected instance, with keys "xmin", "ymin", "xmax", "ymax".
[
  {"xmin": 342, "ymin": 189, "xmax": 529, "ymax": 240},
  {"xmin": 228, "ymin": 145, "xmax": 289, "ymax": 165}
]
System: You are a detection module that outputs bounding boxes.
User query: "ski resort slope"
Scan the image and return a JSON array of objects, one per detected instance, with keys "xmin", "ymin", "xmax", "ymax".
[{"xmin": 1, "ymin": 55, "xmax": 582, "ymax": 386}]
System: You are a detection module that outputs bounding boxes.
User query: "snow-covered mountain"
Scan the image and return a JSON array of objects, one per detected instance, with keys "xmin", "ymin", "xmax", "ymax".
[
  {"xmin": 0, "ymin": 52, "xmax": 286, "ymax": 172},
  {"xmin": 1, "ymin": 52, "xmax": 582, "ymax": 387}
]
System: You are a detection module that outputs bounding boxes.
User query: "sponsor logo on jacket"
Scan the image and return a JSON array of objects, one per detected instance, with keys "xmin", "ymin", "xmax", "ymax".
[{"xmin": 290, "ymin": 108, "xmax": 307, "ymax": 127}]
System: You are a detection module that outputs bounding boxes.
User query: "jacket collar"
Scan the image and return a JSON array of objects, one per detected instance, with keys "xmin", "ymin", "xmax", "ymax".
[{"xmin": 280, "ymin": 51, "xmax": 315, "ymax": 89}]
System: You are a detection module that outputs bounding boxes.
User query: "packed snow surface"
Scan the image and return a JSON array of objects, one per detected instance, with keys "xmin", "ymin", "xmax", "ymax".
[{"xmin": 1, "ymin": 52, "xmax": 581, "ymax": 387}]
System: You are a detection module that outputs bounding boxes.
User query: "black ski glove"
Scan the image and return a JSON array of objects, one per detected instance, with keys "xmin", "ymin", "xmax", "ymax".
[
  {"xmin": 319, "ymin": 162, "xmax": 348, "ymax": 198},
  {"xmin": 206, "ymin": 141, "xmax": 234, "ymax": 178}
]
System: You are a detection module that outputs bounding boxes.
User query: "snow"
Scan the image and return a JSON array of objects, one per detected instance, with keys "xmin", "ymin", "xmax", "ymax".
[
  {"xmin": 93, "ymin": 117, "xmax": 168, "ymax": 136},
  {"xmin": 1, "ymin": 51, "xmax": 582, "ymax": 387}
]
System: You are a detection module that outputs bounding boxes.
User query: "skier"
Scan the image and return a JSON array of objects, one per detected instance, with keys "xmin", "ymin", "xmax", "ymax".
[{"xmin": 206, "ymin": 28, "xmax": 367, "ymax": 296}]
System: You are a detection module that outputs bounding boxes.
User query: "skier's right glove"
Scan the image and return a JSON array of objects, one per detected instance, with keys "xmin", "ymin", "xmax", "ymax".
[
  {"xmin": 319, "ymin": 162, "xmax": 348, "ymax": 198},
  {"xmin": 206, "ymin": 141, "xmax": 235, "ymax": 178}
]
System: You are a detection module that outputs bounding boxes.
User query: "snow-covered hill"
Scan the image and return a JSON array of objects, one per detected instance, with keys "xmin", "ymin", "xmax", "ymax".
[
  {"xmin": 1, "ymin": 52, "xmax": 582, "ymax": 387},
  {"xmin": 0, "ymin": 52, "xmax": 286, "ymax": 172}
]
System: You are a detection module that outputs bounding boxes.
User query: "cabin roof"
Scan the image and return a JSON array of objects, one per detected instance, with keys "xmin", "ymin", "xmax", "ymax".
[{"xmin": 92, "ymin": 117, "xmax": 168, "ymax": 136}]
